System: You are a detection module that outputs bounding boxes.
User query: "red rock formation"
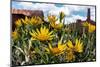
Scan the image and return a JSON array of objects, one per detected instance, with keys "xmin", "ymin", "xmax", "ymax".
[
  {"xmin": 12, "ymin": 9, "xmax": 44, "ymax": 18},
  {"xmin": 11, "ymin": 9, "xmax": 44, "ymax": 31}
]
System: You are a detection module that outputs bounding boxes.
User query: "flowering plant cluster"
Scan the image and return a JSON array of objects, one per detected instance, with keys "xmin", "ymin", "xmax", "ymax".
[{"xmin": 12, "ymin": 11, "xmax": 96, "ymax": 66}]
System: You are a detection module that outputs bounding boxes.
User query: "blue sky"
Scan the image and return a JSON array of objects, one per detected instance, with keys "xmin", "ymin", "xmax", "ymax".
[{"xmin": 12, "ymin": 1, "xmax": 95, "ymax": 23}]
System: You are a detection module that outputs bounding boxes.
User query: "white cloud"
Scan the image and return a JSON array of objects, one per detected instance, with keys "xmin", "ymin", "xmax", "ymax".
[
  {"xmin": 64, "ymin": 15, "xmax": 86, "ymax": 24},
  {"xmin": 72, "ymin": 15, "xmax": 86, "ymax": 20},
  {"xmin": 12, "ymin": 1, "xmax": 96, "ymax": 22},
  {"xmin": 48, "ymin": 6, "xmax": 70, "ymax": 16},
  {"xmin": 15, "ymin": 2, "xmax": 34, "ymax": 10},
  {"xmin": 15, "ymin": 2, "xmax": 54, "ymax": 10},
  {"xmin": 65, "ymin": 5, "xmax": 96, "ymax": 22},
  {"xmin": 18, "ymin": 2, "xmax": 33, "ymax": 6}
]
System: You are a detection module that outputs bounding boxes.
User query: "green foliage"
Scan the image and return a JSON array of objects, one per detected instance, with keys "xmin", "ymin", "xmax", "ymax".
[{"xmin": 11, "ymin": 12, "xmax": 96, "ymax": 66}]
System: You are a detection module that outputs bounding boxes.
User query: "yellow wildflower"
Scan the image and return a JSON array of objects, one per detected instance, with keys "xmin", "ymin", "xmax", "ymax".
[
  {"xmin": 82, "ymin": 21, "xmax": 96, "ymax": 33},
  {"xmin": 45, "ymin": 40, "xmax": 66, "ymax": 56},
  {"xmin": 82, "ymin": 21, "xmax": 88, "ymax": 27},
  {"xmin": 48, "ymin": 15, "xmax": 63, "ymax": 30},
  {"xmin": 30, "ymin": 26, "xmax": 55, "ymax": 41},
  {"xmin": 48, "ymin": 15, "xmax": 57, "ymax": 23},
  {"xmin": 50, "ymin": 21, "xmax": 63, "ymax": 30},
  {"xmin": 88, "ymin": 23, "xmax": 96, "ymax": 33},
  {"xmin": 15, "ymin": 19, "xmax": 22, "ymax": 27},
  {"xmin": 74, "ymin": 39, "xmax": 83, "ymax": 52},
  {"xmin": 66, "ymin": 39, "xmax": 83, "ymax": 53},
  {"xmin": 21, "ymin": 16, "xmax": 29, "ymax": 25},
  {"xmin": 66, "ymin": 38, "xmax": 83, "ymax": 61},
  {"xmin": 12, "ymin": 29, "xmax": 19, "ymax": 40},
  {"xmin": 30, "ymin": 16, "xmax": 43, "ymax": 25}
]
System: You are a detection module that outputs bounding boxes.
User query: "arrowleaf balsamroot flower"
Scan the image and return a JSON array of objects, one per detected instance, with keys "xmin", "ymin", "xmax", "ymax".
[
  {"xmin": 82, "ymin": 21, "xmax": 96, "ymax": 33},
  {"xmin": 88, "ymin": 23, "xmax": 96, "ymax": 33},
  {"xmin": 30, "ymin": 16, "xmax": 43, "ymax": 25},
  {"xmin": 66, "ymin": 38, "xmax": 83, "ymax": 61},
  {"xmin": 50, "ymin": 21, "xmax": 63, "ymax": 30},
  {"xmin": 74, "ymin": 38, "xmax": 83, "ymax": 52},
  {"xmin": 15, "ymin": 19, "xmax": 22, "ymax": 27},
  {"xmin": 30, "ymin": 26, "xmax": 55, "ymax": 41},
  {"xmin": 21, "ymin": 16, "xmax": 30, "ymax": 25},
  {"xmin": 21, "ymin": 16, "xmax": 43, "ymax": 26},
  {"xmin": 48, "ymin": 15, "xmax": 63, "ymax": 30},
  {"xmin": 12, "ymin": 29, "xmax": 20, "ymax": 40},
  {"xmin": 48, "ymin": 15, "xmax": 57, "ymax": 23},
  {"xmin": 45, "ymin": 40, "xmax": 66, "ymax": 56},
  {"xmin": 66, "ymin": 38, "xmax": 83, "ymax": 53},
  {"xmin": 82, "ymin": 21, "xmax": 88, "ymax": 27}
]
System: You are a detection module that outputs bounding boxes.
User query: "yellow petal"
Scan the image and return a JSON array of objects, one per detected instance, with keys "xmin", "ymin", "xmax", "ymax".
[
  {"xmin": 48, "ymin": 43, "xmax": 52, "ymax": 50},
  {"xmin": 67, "ymin": 40, "xmax": 74, "ymax": 48},
  {"xmin": 31, "ymin": 37, "xmax": 37, "ymax": 41},
  {"xmin": 82, "ymin": 21, "xmax": 88, "ymax": 27},
  {"xmin": 75, "ymin": 39, "xmax": 83, "ymax": 52},
  {"xmin": 36, "ymin": 29, "xmax": 40, "ymax": 35},
  {"xmin": 44, "ymin": 47, "xmax": 50, "ymax": 53}
]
